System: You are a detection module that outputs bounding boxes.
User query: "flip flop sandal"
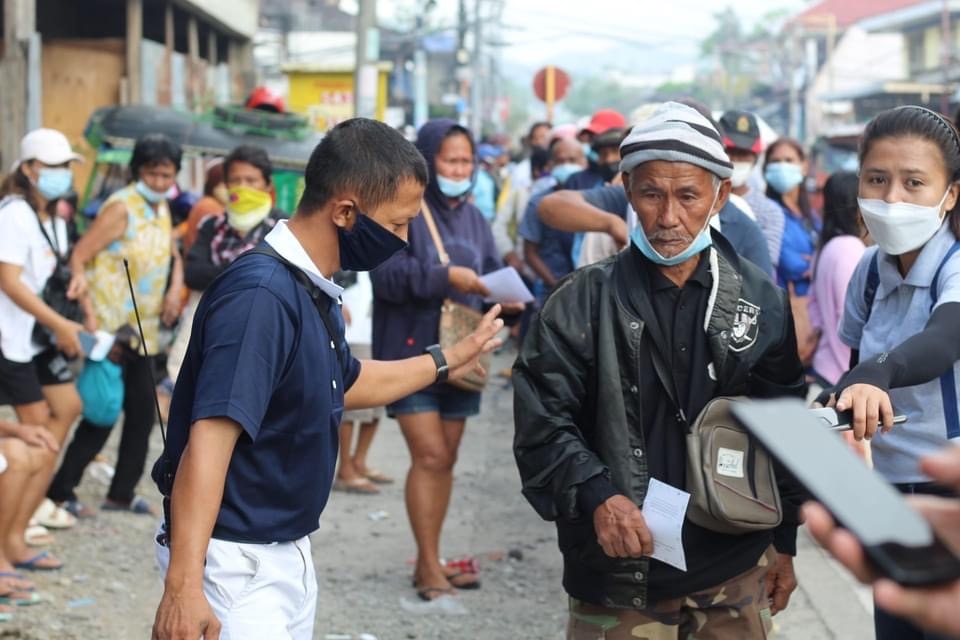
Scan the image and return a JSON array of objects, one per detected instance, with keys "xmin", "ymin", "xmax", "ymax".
[
  {"xmin": 61, "ymin": 500, "xmax": 96, "ymax": 519},
  {"xmin": 0, "ymin": 573, "xmax": 34, "ymax": 591},
  {"xmin": 32, "ymin": 499, "xmax": 76, "ymax": 530},
  {"xmin": 332, "ymin": 478, "xmax": 379, "ymax": 495},
  {"xmin": 445, "ymin": 571, "xmax": 482, "ymax": 590},
  {"xmin": 101, "ymin": 495, "xmax": 155, "ymax": 516},
  {"xmin": 25, "ymin": 525, "xmax": 55, "ymax": 547},
  {"xmin": 416, "ymin": 586, "xmax": 456, "ymax": 602},
  {"xmin": 13, "ymin": 551, "xmax": 62, "ymax": 572},
  {"xmin": 0, "ymin": 592, "xmax": 43, "ymax": 606},
  {"xmin": 362, "ymin": 469, "xmax": 394, "ymax": 485}
]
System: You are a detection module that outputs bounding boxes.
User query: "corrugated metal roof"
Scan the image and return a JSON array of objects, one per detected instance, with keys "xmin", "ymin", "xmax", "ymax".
[{"xmin": 795, "ymin": 0, "xmax": 921, "ymax": 30}]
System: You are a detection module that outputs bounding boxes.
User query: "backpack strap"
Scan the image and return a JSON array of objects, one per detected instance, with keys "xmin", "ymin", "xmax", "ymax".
[
  {"xmin": 863, "ymin": 252, "xmax": 880, "ymax": 324},
  {"xmin": 242, "ymin": 244, "xmax": 344, "ymax": 368},
  {"xmin": 931, "ymin": 241, "xmax": 960, "ymax": 438},
  {"xmin": 930, "ymin": 241, "xmax": 960, "ymax": 309}
]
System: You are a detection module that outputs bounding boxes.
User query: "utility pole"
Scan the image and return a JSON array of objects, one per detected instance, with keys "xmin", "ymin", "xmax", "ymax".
[
  {"xmin": 941, "ymin": 0, "xmax": 952, "ymax": 115},
  {"xmin": 354, "ymin": 0, "xmax": 379, "ymax": 119},
  {"xmin": 126, "ymin": 0, "xmax": 143, "ymax": 104},
  {"xmin": 413, "ymin": 13, "xmax": 429, "ymax": 129},
  {"xmin": 1, "ymin": 0, "xmax": 36, "ymax": 168},
  {"xmin": 787, "ymin": 24, "xmax": 799, "ymax": 140},
  {"xmin": 470, "ymin": 0, "xmax": 483, "ymax": 135}
]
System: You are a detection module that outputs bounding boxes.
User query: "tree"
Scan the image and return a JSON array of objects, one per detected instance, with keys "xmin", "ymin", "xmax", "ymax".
[
  {"xmin": 698, "ymin": 6, "xmax": 793, "ymax": 111},
  {"xmin": 562, "ymin": 75, "xmax": 652, "ymax": 119}
]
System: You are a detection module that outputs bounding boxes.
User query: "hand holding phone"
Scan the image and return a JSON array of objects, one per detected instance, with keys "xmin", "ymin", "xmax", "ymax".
[
  {"xmin": 733, "ymin": 400, "xmax": 960, "ymax": 587},
  {"xmin": 804, "ymin": 444, "xmax": 960, "ymax": 638},
  {"xmin": 808, "ymin": 407, "xmax": 907, "ymax": 432}
]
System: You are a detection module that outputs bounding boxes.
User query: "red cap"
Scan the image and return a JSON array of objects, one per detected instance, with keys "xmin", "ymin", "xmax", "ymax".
[
  {"xmin": 582, "ymin": 109, "xmax": 626, "ymax": 136},
  {"xmin": 246, "ymin": 86, "xmax": 285, "ymax": 113}
]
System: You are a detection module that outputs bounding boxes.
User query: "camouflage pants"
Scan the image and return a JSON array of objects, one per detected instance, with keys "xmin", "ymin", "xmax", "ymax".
[{"xmin": 567, "ymin": 546, "xmax": 777, "ymax": 640}]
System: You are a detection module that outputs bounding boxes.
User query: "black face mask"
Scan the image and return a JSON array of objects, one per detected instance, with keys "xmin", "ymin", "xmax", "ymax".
[
  {"xmin": 599, "ymin": 162, "xmax": 620, "ymax": 183},
  {"xmin": 337, "ymin": 205, "xmax": 408, "ymax": 272}
]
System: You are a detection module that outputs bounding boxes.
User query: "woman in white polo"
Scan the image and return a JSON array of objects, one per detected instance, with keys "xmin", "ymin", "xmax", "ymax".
[{"xmin": 834, "ymin": 105, "xmax": 960, "ymax": 640}]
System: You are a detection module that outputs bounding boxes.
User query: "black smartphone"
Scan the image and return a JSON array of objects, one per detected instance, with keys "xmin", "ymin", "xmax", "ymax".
[
  {"xmin": 732, "ymin": 399, "xmax": 960, "ymax": 586},
  {"xmin": 808, "ymin": 407, "xmax": 907, "ymax": 432}
]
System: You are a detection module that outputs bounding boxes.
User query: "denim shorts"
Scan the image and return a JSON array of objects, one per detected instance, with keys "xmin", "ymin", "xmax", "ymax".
[{"xmin": 387, "ymin": 386, "xmax": 482, "ymax": 420}]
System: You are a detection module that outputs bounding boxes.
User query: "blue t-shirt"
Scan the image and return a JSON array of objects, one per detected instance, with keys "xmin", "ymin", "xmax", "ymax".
[
  {"xmin": 473, "ymin": 170, "xmax": 497, "ymax": 221},
  {"xmin": 564, "ymin": 167, "xmax": 604, "ymax": 192},
  {"xmin": 518, "ymin": 187, "xmax": 575, "ymax": 281},
  {"xmin": 776, "ymin": 205, "xmax": 819, "ymax": 295},
  {"xmin": 153, "ymin": 253, "xmax": 361, "ymax": 543}
]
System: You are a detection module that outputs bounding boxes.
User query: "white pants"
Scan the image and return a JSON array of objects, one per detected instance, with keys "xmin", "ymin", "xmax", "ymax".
[{"xmin": 155, "ymin": 529, "xmax": 317, "ymax": 640}]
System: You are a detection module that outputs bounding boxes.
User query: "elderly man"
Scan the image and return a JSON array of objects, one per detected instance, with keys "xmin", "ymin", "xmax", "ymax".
[{"xmin": 513, "ymin": 103, "xmax": 806, "ymax": 639}]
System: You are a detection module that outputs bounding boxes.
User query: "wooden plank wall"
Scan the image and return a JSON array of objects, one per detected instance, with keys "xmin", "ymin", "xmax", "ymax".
[{"xmin": 42, "ymin": 38, "xmax": 125, "ymax": 190}]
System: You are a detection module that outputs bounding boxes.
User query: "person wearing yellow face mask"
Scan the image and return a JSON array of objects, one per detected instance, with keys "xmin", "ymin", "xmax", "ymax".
[
  {"xmin": 168, "ymin": 146, "xmax": 283, "ymax": 383},
  {"xmin": 180, "ymin": 159, "xmax": 227, "ymax": 255},
  {"xmin": 184, "ymin": 145, "xmax": 281, "ymax": 293}
]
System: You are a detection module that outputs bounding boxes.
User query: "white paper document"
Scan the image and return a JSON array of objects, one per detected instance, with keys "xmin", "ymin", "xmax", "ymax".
[
  {"xmin": 641, "ymin": 478, "xmax": 690, "ymax": 572},
  {"xmin": 480, "ymin": 267, "xmax": 534, "ymax": 304}
]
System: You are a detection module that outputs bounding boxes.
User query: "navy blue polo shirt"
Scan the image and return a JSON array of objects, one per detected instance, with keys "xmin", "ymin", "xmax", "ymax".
[{"xmin": 153, "ymin": 252, "xmax": 360, "ymax": 543}]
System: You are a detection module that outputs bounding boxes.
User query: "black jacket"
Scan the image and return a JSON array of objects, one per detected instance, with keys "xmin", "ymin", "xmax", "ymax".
[{"xmin": 513, "ymin": 231, "xmax": 806, "ymax": 609}]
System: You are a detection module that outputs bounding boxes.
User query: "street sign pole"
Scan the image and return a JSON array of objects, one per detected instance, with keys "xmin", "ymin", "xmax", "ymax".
[
  {"xmin": 533, "ymin": 65, "xmax": 568, "ymax": 122},
  {"xmin": 545, "ymin": 65, "xmax": 555, "ymax": 122}
]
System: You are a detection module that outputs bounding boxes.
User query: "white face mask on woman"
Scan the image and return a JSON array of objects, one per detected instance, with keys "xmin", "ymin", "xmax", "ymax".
[{"xmin": 858, "ymin": 188, "xmax": 951, "ymax": 255}]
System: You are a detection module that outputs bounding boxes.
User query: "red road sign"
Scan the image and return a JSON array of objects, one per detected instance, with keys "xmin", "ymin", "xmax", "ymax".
[{"xmin": 532, "ymin": 66, "xmax": 571, "ymax": 103}]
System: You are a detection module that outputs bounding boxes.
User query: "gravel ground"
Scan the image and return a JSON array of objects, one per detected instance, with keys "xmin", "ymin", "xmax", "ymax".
[{"xmin": 1, "ymin": 348, "xmax": 870, "ymax": 639}]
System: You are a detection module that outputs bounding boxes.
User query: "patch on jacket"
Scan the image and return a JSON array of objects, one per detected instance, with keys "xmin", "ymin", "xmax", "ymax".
[{"xmin": 729, "ymin": 299, "xmax": 760, "ymax": 352}]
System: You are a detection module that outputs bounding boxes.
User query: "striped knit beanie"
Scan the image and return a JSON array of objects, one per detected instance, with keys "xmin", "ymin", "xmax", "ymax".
[{"xmin": 619, "ymin": 102, "xmax": 733, "ymax": 179}]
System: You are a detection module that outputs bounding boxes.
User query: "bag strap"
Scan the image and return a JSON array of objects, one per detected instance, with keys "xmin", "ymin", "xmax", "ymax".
[
  {"xmin": 419, "ymin": 199, "xmax": 449, "ymax": 266},
  {"xmin": 32, "ymin": 207, "xmax": 64, "ymax": 263},
  {"xmin": 242, "ymin": 244, "xmax": 344, "ymax": 367},
  {"xmin": 0, "ymin": 195, "xmax": 65, "ymax": 263}
]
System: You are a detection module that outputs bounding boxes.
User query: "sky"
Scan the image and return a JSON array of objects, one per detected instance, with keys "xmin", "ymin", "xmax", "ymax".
[
  {"xmin": 500, "ymin": 0, "xmax": 805, "ymax": 77},
  {"xmin": 375, "ymin": 0, "xmax": 808, "ymax": 80}
]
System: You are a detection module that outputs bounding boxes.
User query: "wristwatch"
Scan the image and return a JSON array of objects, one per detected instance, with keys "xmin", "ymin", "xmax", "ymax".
[{"xmin": 424, "ymin": 344, "xmax": 449, "ymax": 383}]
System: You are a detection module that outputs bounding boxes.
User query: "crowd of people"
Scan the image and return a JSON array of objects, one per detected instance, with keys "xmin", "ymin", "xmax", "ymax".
[{"xmin": 0, "ymin": 96, "xmax": 959, "ymax": 639}]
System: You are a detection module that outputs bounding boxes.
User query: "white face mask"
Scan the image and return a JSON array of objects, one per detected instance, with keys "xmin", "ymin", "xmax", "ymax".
[
  {"xmin": 858, "ymin": 189, "xmax": 951, "ymax": 255},
  {"xmin": 730, "ymin": 162, "xmax": 753, "ymax": 188}
]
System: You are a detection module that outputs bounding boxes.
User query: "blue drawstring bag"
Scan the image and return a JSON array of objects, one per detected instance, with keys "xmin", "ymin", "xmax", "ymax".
[{"xmin": 76, "ymin": 359, "xmax": 124, "ymax": 428}]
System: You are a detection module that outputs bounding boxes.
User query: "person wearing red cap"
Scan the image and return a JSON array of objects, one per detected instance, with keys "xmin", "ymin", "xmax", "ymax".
[
  {"xmin": 571, "ymin": 110, "xmax": 627, "ymax": 191},
  {"xmin": 579, "ymin": 109, "xmax": 627, "ymax": 143}
]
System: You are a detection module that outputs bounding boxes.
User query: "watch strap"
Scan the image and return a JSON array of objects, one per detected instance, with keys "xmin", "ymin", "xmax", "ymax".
[{"xmin": 424, "ymin": 343, "xmax": 449, "ymax": 383}]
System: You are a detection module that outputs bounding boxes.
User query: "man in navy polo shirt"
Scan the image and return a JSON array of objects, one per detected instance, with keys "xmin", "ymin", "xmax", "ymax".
[{"xmin": 151, "ymin": 119, "xmax": 505, "ymax": 640}]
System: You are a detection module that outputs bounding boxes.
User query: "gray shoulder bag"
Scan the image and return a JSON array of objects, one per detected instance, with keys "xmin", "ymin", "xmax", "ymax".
[{"xmin": 685, "ymin": 396, "xmax": 782, "ymax": 534}]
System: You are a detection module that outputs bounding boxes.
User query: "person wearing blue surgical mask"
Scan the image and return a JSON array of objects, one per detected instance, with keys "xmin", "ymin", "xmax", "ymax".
[
  {"xmin": 513, "ymin": 103, "xmax": 807, "ymax": 637},
  {"xmin": 144, "ymin": 118, "xmax": 505, "ymax": 640},
  {"xmin": 371, "ymin": 119, "xmax": 523, "ymax": 602},
  {"xmin": 764, "ymin": 138, "xmax": 822, "ymax": 365},
  {"xmin": 518, "ymin": 137, "xmax": 587, "ymax": 299},
  {"xmin": 48, "ymin": 133, "xmax": 185, "ymax": 519},
  {"xmin": 764, "ymin": 139, "xmax": 821, "ymax": 294},
  {"xmin": 0, "ymin": 128, "xmax": 86, "ymax": 573}
]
